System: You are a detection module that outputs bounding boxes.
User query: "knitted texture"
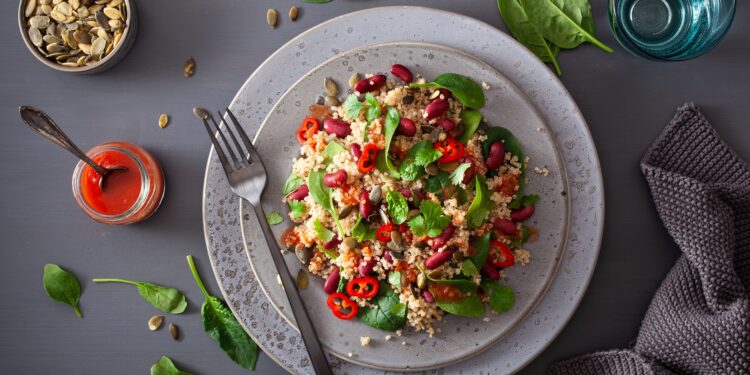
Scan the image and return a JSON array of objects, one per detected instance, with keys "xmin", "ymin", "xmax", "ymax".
[{"xmin": 551, "ymin": 103, "xmax": 750, "ymax": 375}]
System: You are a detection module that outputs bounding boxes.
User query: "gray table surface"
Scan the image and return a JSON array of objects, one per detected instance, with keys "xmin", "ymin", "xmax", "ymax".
[{"xmin": 1, "ymin": 1, "xmax": 748, "ymax": 374}]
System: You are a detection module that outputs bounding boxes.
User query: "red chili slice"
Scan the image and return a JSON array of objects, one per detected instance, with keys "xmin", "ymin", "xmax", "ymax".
[
  {"xmin": 433, "ymin": 137, "xmax": 465, "ymax": 163},
  {"xmin": 376, "ymin": 223, "xmax": 394, "ymax": 243},
  {"xmin": 346, "ymin": 276, "xmax": 379, "ymax": 299},
  {"xmin": 489, "ymin": 240, "xmax": 515, "ymax": 268},
  {"xmin": 357, "ymin": 143, "xmax": 379, "ymax": 173},
  {"xmin": 326, "ymin": 292, "xmax": 358, "ymax": 320},
  {"xmin": 296, "ymin": 117, "xmax": 319, "ymax": 144}
]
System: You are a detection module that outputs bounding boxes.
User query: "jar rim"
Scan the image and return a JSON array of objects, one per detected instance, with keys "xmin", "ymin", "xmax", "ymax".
[{"xmin": 71, "ymin": 144, "xmax": 151, "ymax": 222}]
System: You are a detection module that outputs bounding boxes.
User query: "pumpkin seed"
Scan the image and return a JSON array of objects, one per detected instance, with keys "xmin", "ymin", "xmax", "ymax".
[
  {"xmin": 78, "ymin": 42, "xmax": 91, "ymax": 54},
  {"xmin": 429, "ymin": 90, "xmax": 441, "ymax": 100},
  {"xmin": 90, "ymin": 36, "xmax": 105, "ymax": 55},
  {"xmin": 42, "ymin": 34, "xmax": 62, "ymax": 44},
  {"xmin": 288, "ymin": 6, "xmax": 298, "ymax": 21},
  {"xmin": 348, "ymin": 73, "xmax": 360, "ymax": 89},
  {"xmin": 324, "ymin": 77, "xmax": 339, "ymax": 96},
  {"xmin": 266, "ymin": 8, "xmax": 278, "ymax": 28},
  {"xmin": 416, "ymin": 272, "xmax": 427, "ymax": 289},
  {"xmin": 148, "ymin": 315, "xmax": 164, "ymax": 331},
  {"xmin": 60, "ymin": 61, "xmax": 78, "ymax": 67},
  {"xmin": 94, "ymin": 10, "xmax": 109, "ymax": 30},
  {"xmin": 40, "ymin": 0, "xmax": 51, "ymax": 5},
  {"xmin": 29, "ymin": 15, "xmax": 50, "ymax": 29},
  {"xmin": 389, "ymin": 250, "xmax": 404, "ymax": 260},
  {"xmin": 109, "ymin": 0, "xmax": 124, "ymax": 7},
  {"xmin": 452, "ymin": 251, "xmax": 464, "ymax": 261},
  {"xmin": 73, "ymin": 30, "xmax": 90, "ymax": 43},
  {"xmin": 368, "ymin": 185, "xmax": 382, "ymax": 204},
  {"xmin": 168, "ymin": 323, "xmax": 179, "ymax": 340},
  {"xmin": 343, "ymin": 237, "xmax": 358, "ymax": 250},
  {"xmin": 69, "ymin": 0, "xmax": 80, "ymax": 9},
  {"xmin": 337, "ymin": 204, "xmax": 355, "ymax": 219},
  {"xmin": 103, "ymin": 7, "xmax": 121, "ymax": 20},
  {"xmin": 296, "ymin": 269, "xmax": 309, "ymax": 289},
  {"xmin": 430, "ymin": 127, "xmax": 444, "ymax": 143},
  {"xmin": 294, "ymin": 244, "xmax": 311, "ymax": 265},
  {"xmin": 28, "ymin": 28, "xmax": 43, "ymax": 47},
  {"xmin": 46, "ymin": 43, "xmax": 64, "ymax": 53},
  {"xmin": 439, "ymin": 161, "xmax": 459, "ymax": 173},
  {"xmin": 407, "ymin": 209, "xmax": 420, "ymax": 220},
  {"xmin": 41, "ymin": 5, "xmax": 52, "ymax": 15},
  {"xmin": 424, "ymin": 163, "xmax": 439, "ymax": 176},
  {"xmin": 183, "ymin": 57, "xmax": 195, "ymax": 78},
  {"xmin": 391, "ymin": 231, "xmax": 403, "ymax": 248},
  {"xmin": 50, "ymin": 9, "xmax": 66, "ymax": 23},
  {"xmin": 325, "ymin": 96, "xmax": 340, "ymax": 106},
  {"xmin": 428, "ymin": 269, "xmax": 443, "ymax": 279},
  {"xmin": 108, "ymin": 19, "xmax": 122, "ymax": 29},
  {"xmin": 25, "ymin": 0, "xmax": 37, "ymax": 18},
  {"xmin": 158, "ymin": 113, "xmax": 169, "ymax": 129}
]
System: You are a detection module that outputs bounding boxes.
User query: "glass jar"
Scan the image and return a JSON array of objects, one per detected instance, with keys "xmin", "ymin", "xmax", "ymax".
[{"xmin": 72, "ymin": 141, "xmax": 165, "ymax": 225}]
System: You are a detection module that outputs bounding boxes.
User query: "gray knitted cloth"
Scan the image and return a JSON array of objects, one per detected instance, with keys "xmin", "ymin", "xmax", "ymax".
[{"xmin": 551, "ymin": 103, "xmax": 750, "ymax": 375}]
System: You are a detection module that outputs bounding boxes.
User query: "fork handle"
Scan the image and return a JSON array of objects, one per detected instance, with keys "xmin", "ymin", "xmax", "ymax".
[{"xmin": 249, "ymin": 201, "xmax": 333, "ymax": 375}]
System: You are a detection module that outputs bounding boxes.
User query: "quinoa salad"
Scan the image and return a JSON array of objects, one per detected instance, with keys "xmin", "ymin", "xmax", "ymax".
[{"xmin": 279, "ymin": 64, "xmax": 539, "ymax": 336}]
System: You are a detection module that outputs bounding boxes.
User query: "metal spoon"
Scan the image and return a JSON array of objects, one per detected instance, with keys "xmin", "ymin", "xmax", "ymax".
[{"xmin": 19, "ymin": 106, "xmax": 126, "ymax": 190}]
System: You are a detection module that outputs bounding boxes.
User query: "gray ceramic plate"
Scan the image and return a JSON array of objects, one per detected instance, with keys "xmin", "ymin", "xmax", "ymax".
[
  {"xmin": 202, "ymin": 6, "xmax": 604, "ymax": 375},
  {"xmin": 239, "ymin": 42, "xmax": 569, "ymax": 371}
]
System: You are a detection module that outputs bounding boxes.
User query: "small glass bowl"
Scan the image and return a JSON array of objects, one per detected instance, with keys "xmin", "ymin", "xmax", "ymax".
[
  {"xmin": 609, "ymin": 0, "xmax": 736, "ymax": 61},
  {"xmin": 72, "ymin": 142, "xmax": 164, "ymax": 225}
]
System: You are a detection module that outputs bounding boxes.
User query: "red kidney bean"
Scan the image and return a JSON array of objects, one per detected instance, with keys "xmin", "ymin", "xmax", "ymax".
[
  {"xmin": 323, "ymin": 267, "xmax": 340, "ymax": 294},
  {"xmin": 485, "ymin": 141, "xmax": 505, "ymax": 170},
  {"xmin": 511, "ymin": 205, "xmax": 535, "ymax": 222},
  {"xmin": 421, "ymin": 290, "xmax": 435, "ymax": 304},
  {"xmin": 437, "ymin": 118, "xmax": 456, "ymax": 131},
  {"xmin": 494, "ymin": 218, "xmax": 517, "ymax": 236},
  {"xmin": 390, "ymin": 64, "xmax": 413, "ymax": 83},
  {"xmin": 424, "ymin": 99, "xmax": 449, "ymax": 120},
  {"xmin": 358, "ymin": 258, "xmax": 377, "ymax": 277},
  {"xmin": 323, "ymin": 118, "xmax": 352, "ymax": 138},
  {"xmin": 399, "ymin": 187, "xmax": 412, "ymax": 199},
  {"xmin": 324, "ymin": 169, "xmax": 347, "ymax": 188},
  {"xmin": 323, "ymin": 236, "xmax": 341, "ymax": 250},
  {"xmin": 350, "ymin": 143, "xmax": 362, "ymax": 160},
  {"xmin": 354, "ymin": 74, "xmax": 387, "ymax": 93},
  {"xmin": 287, "ymin": 184, "xmax": 308, "ymax": 201},
  {"xmin": 396, "ymin": 118, "xmax": 417, "ymax": 137},
  {"xmin": 413, "ymin": 189, "xmax": 427, "ymax": 201},
  {"xmin": 462, "ymin": 160, "xmax": 476, "ymax": 185},
  {"xmin": 481, "ymin": 262, "xmax": 501, "ymax": 280},
  {"xmin": 431, "ymin": 224, "xmax": 455, "ymax": 250},
  {"xmin": 383, "ymin": 251, "xmax": 393, "ymax": 263},
  {"xmin": 359, "ymin": 190, "xmax": 373, "ymax": 218},
  {"xmin": 439, "ymin": 89, "xmax": 452, "ymax": 100},
  {"xmin": 425, "ymin": 248, "xmax": 456, "ymax": 270}
]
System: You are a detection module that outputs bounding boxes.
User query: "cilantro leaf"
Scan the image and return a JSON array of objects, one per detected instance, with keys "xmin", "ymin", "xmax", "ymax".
[
  {"xmin": 449, "ymin": 163, "xmax": 472, "ymax": 186},
  {"xmin": 388, "ymin": 271, "xmax": 402, "ymax": 291},
  {"xmin": 266, "ymin": 211, "xmax": 284, "ymax": 225},
  {"xmin": 407, "ymin": 215, "xmax": 426, "ymax": 237},
  {"xmin": 425, "ymin": 172, "xmax": 451, "ymax": 193},
  {"xmin": 466, "ymin": 176, "xmax": 492, "ymax": 229},
  {"xmin": 343, "ymin": 94, "xmax": 365, "ymax": 120},
  {"xmin": 399, "ymin": 141, "xmax": 442, "ymax": 181},
  {"xmin": 386, "ymin": 191, "xmax": 409, "ymax": 225},
  {"xmin": 419, "ymin": 200, "xmax": 451, "ymax": 238},
  {"xmin": 461, "ymin": 259, "xmax": 479, "ymax": 277},
  {"xmin": 509, "ymin": 194, "xmax": 540, "ymax": 210},
  {"xmin": 288, "ymin": 200, "xmax": 306, "ymax": 219}
]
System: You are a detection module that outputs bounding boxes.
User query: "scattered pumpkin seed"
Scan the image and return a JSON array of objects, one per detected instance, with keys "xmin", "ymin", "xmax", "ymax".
[
  {"xmin": 424, "ymin": 163, "xmax": 439, "ymax": 176},
  {"xmin": 158, "ymin": 113, "xmax": 169, "ymax": 129},
  {"xmin": 324, "ymin": 77, "xmax": 339, "ymax": 96},
  {"xmin": 148, "ymin": 315, "xmax": 164, "ymax": 331},
  {"xmin": 348, "ymin": 73, "xmax": 360, "ymax": 89},
  {"xmin": 416, "ymin": 273, "xmax": 427, "ymax": 289},
  {"xmin": 295, "ymin": 244, "xmax": 311, "ymax": 265},
  {"xmin": 266, "ymin": 8, "xmax": 278, "ymax": 28},
  {"xmin": 343, "ymin": 237, "xmax": 357, "ymax": 250},
  {"xmin": 368, "ymin": 185, "xmax": 382, "ymax": 204},
  {"xmin": 296, "ymin": 269, "xmax": 309, "ymax": 289},
  {"xmin": 439, "ymin": 161, "xmax": 459, "ymax": 173},
  {"xmin": 325, "ymin": 96, "xmax": 340, "ymax": 106},
  {"xmin": 168, "ymin": 323, "xmax": 179, "ymax": 340},
  {"xmin": 183, "ymin": 57, "xmax": 195, "ymax": 78},
  {"xmin": 288, "ymin": 6, "xmax": 298, "ymax": 21},
  {"xmin": 337, "ymin": 204, "xmax": 355, "ymax": 219}
]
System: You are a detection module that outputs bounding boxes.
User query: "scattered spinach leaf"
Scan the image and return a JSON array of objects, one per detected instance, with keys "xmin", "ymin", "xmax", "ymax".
[
  {"xmin": 458, "ymin": 109, "xmax": 483, "ymax": 143},
  {"xmin": 92, "ymin": 278, "xmax": 187, "ymax": 314},
  {"xmin": 321, "ymin": 142, "xmax": 346, "ymax": 164},
  {"xmin": 150, "ymin": 356, "xmax": 193, "ymax": 375},
  {"xmin": 382, "ymin": 106, "xmax": 401, "ymax": 177},
  {"xmin": 313, "ymin": 218, "xmax": 335, "ymax": 243},
  {"xmin": 498, "ymin": 0, "xmax": 562, "ymax": 76},
  {"xmin": 43, "ymin": 263, "xmax": 82, "ymax": 318},
  {"xmin": 187, "ymin": 255, "xmax": 259, "ymax": 370},
  {"xmin": 470, "ymin": 232, "xmax": 492, "ymax": 269},
  {"xmin": 449, "ymin": 163, "xmax": 472, "ymax": 186},
  {"xmin": 466, "ymin": 176, "xmax": 493, "ymax": 229},
  {"xmin": 308, "ymin": 170, "xmax": 344, "ymax": 235},
  {"xmin": 351, "ymin": 215, "xmax": 377, "ymax": 242},
  {"xmin": 388, "ymin": 271, "xmax": 402, "ymax": 292},
  {"xmin": 481, "ymin": 281, "xmax": 515, "ymax": 313},
  {"xmin": 358, "ymin": 281, "xmax": 407, "ymax": 331},
  {"xmin": 288, "ymin": 200, "xmax": 306, "ymax": 219},
  {"xmin": 520, "ymin": 0, "xmax": 612, "ymax": 52},
  {"xmin": 461, "ymin": 259, "xmax": 479, "ymax": 277},
  {"xmin": 389, "ymin": 303, "xmax": 407, "ymax": 317},
  {"xmin": 435, "ymin": 295, "xmax": 485, "ymax": 317},
  {"xmin": 266, "ymin": 211, "xmax": 284, "ymax": 225},
  {"xmin": 317, "ymin": 244, "xmax": 338, "ymax": 260},
  {"xmin": 412, "ymin": 73, "xmax": 486, "ymax": 109},
  {"xmin": 282, "ymin": 173, "xmax": 304, "ymax": 196},
  {"xmin": 422, "ymin": 270, "xmax": 478, "ymax": 293},
  {"xmin": 386, "ymin": 191, "xmax": 409, "ymax": 224},
  {"xmin": 337, "ymin": 267, "xmax": 347, "ymax": 293}
]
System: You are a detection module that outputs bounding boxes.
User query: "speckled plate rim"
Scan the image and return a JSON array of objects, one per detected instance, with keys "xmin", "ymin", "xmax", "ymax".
[
  {"xmin": 202, "ymin": 6, "xmax": 605, "ymax": 375},
  {"xmin": 239, "ymin": 41, "xmax": 571, "ymax": 372}
]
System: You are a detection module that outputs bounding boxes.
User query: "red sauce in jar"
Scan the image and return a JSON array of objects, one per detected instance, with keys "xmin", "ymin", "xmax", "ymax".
[{"xmin": 80, "ymin": 150, "xmax": 142, "ymax": 215}]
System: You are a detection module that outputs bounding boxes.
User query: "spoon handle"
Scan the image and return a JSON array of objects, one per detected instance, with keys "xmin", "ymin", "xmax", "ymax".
[{"xmin": 19, "ymin": 106, "xmax": 109, "ymax": 176}]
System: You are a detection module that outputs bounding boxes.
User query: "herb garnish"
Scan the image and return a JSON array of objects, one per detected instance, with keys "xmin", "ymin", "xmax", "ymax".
[
  {"xmin": 307, "ymin": 170, "xmax": 344, "ymax": 236},
  {"xmin": 407, "ymin": 200, "xmax": 451, "ymax": 238},
  {"xmin": 466, "ymin": 176, "xmax": 493, "ymax": 229},
  {"xmin": 313, "ymin": 218, "xmax": 335, "ymax": 243},
  {"xmin": 186, "ymin": 255, "xmax": 259, "ymax": 370},
  {"xmin": 449, "ymin": 162, "xmax": 472, "ymax": 186},
  {"xmin": 458, "ymin": 109, "xmax": 482, "ymax": 143},
  {"xmin": 266, "ymin": 211, "xmax": 284, "ymax": 225},
  {"xmin": 412, "ymin": 73, "xmax": 486, "ymax": 109},
  {"xmin": 351, "ymin": 215, "xmax": 377, "ymax": 241},
  {"xmin": 288, "ymin": 200, "xmax": 306, "ymax": 219},
  {"xmin": 358, "ymin": 281, "xmax": 407, "ymax": 331},
  {"xmin": 399, "ymin": 140, "xmax": 442, "ymax": 181},
  {"xmin": 381, "ymin": 106, "xmax": 401, "ymax": 176},
  {"xmin": 150, "ymin": 356, "xmax": 193, "ymax": 375},
  {"xmin": 92, "ymin": 278, "xmax": 187, "ymax": 314},
  {"xmin": 481, "ymin": 281, "xmax": 515, "ymax": 313},
  {"xmin": 321, "ymin": 141, "xmax": 346, "ymax": 164},
  {"xmin": 386, "ymin": 190, "xmax": 409, "ymax": 225},
  {"xmin": 282, "ymin": 173, "xmax": 304, "ymax": 196},
  {"xmin": 43, "ymin": 263, "xmax": 83, "ymax": 318}
]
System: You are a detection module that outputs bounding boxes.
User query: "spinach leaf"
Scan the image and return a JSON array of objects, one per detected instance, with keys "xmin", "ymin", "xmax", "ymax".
[
  {"xmin": 458, "ymin": 109, "xmax": 483, "ymax": 143},
  {"xmin": 436, "ymin": 295, "xmax": 485, "ymax": 317},
  {"xmin": 498, "ymin": 0, "xmax": 562, "ymax": 76},
  {"xmin": 398, "ymin": 140, "xmax": 442, "ymax": 181},
  {"xmin": 386, "ymin": 190, "xmax": 409, "ymax": 224},
  {"xmin": 337, "ymin": 267, "xmax": 347, "ymax": 293},
  {"xmin": 520, "ymin": 0, "xmax": 613, "ymax": 53},
  {"xmin": 509, "ymin": 194, "xmax": 539, "ymax": 210},
  {"xmin": 43, "ymin": 263, "xmax": 82, "ymax": 318},
  {"xmin": 351, "ymin": 215, "xmax": 377, "ymax": 241},
  {"xmin": 187, "ymin": 255, "xmax": 259, "ymax": 370},
  {"xmin": 321, "ymin": 142, "xmax": 346, "ymax": 164},
  {"xmin": 483, "ymin": 126, "xmax": 526, "ymax": 190},
  {"xmin": 449, "ymin": 163, "xmax": 472, "ymax": 186},
  {"xmin": 412, "ymin": 73, "xmax": 486, "ymax": 109},
  {"xmin": 466, "ymin": 176, "xmax": 493, "ymax": 229},
  {"xmin": 92, "ymin": 278, "xmax": 187, "ymax": 314},
  {"xmin": 266, "ymin": 211, "xmax": 284, "ymax": 225},
  {"xmin": 471, "ymin": 232, "xmax": 492, "ymax": 269},
  {"xmin": 425, "ymin": 171, "xmax": 451, "ymax": 193},
  {"xmin": 423, "ymin": 271, "xmax": 478, "ymax": 293},
  {"xmin": 382, "ymin": 106, "xmax": 401, "ymax": 177},
  {"xmin": 481, "ymin": 281, "xmax": 515, "ymax": 313},
  {"xmin": 390, "ymin": 303, "xmax": 407, "ymax": 316},
  {"xmin": 288, "ymin": 200, "xmax": 306, "ymax": 219},
  {"xmin": 317, "ymin": 244, "xmax": 338, "ymax": 260},
  {"xmin": 388, "ymin": 271, "xmax": 402, "ymax": 291},
  {"xmin": 343, "ymin": 94, "xmax": 365, "ymax": 120},
  {"xmin": 150, "ymin": 356, "xmax": 193, "ymax": 375},
  {"xmin": 461, "ymin": 259, "xmax": 479, "ymax": 277},
  {"xmin": 358, "ymin": 281, "xmax": 407, "ymax": 331},
  {"xmin": 408, "ymin": 200, "xmax": 451, "ymax": 238},
  {"xmin": 313, "ymin": 218, "xmax": 335, "ymax": 243},
  {"xmin": 282, "ymin": 173, "xmax": 304, "ymax": 196},
  {"xmin": 308, "ymin": 170, "xmax": 344, "ymax": 235}
]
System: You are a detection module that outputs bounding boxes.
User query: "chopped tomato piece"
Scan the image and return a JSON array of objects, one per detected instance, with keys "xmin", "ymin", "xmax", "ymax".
[
  {"xmin": 326, "ymin": 292, "xmax": 358, "ymax": 320},
  {"xmin": 346, "ymin": 277, "xmax": 379, "ymax": 299},
  {"xmin": 296, "ymin": 117, "xmax": 319, "ymax": 144}
]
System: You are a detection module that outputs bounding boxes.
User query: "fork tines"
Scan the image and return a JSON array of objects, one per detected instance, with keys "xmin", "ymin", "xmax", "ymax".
[{"xmin": 196, "ymin": 107, "xmax": 259, "ymax": 174}]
